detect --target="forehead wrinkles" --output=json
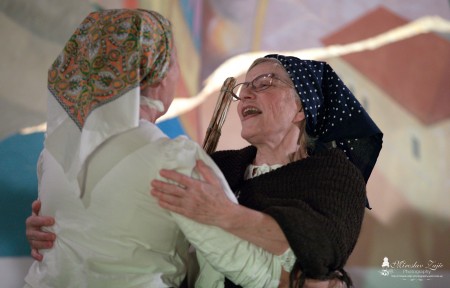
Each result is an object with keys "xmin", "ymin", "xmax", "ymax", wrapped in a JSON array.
[
  {"xmin": 249, "ymin": 61, "xmax": 298, "ymax": 100},
  {"xmin": 246, "ymin": 62, "xmax": 273, "ymax": 78},
  {"xmin": 249, "ymin": 60, "xmax": 291, "ymax": 81}
]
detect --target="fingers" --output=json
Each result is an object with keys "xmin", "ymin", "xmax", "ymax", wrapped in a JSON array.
[
  {"xmin": 26, "ymin": 215, "xmax": 56, "ymax": 251},
  {"xmin": 31, "ymin": 248, "xmax": 44, "ymax": 262},
  {"xmin": 151, "ymin": 187, "xmax": 192, "ymax": 217},
  {"xmin": 158, "ymin": 169, "xmax": 197, "ymax": 188},
  {"xmin": 151, "ymin": 179, "xmax": 185, "ymax": 198},
  {"xmin": 27, "ymin": 200, "xmax": 56, "ymax": 261},
  {"xmin": 26, "ymin": 228, "xmax": 56, "ymax": 248},
  {"xmin": 26, "ymin": 215, "xmax": 55, "ymax": 229},
  {"xmin": 26, "ymin": 227, "xmax": 56, "ymax": 243},
  {"xmin": 156, "ymin": 196, "xmax": 186, "ymax": 216},
  {"xmin": 27, "ymin": 228, "xmax": 56, "ymax": 251},
  {"xmin": 29, "ymin": 238, "xmax": 54, "ymax": 250},
  {"xmin": 150, "ymin": 187, "xmax": 180, "ymax": 203},
  {"xmin": 31, "ymin": 199, "xmax": 41, "ymax": 216},
  {"xmin": 157, "ymin": 162, "xmax": 220, "ymax": 191},
  {"xmin": 150, "ymin": 179, "xmax": 186, "ymax": 207}
]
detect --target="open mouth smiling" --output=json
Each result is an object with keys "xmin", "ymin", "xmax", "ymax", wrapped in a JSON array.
[{"xmin": 242, "ymin": 106, "xmax": 262, "ymax": 118}]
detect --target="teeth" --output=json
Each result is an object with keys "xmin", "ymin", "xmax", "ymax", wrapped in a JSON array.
[{"xmin": 243, "ymin": 107, "xmax": 261, "ymax": 117}]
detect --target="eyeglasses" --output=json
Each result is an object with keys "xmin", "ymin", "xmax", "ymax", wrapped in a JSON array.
[{"xmin": 230, "ymin": 73, "xmax": 294, "ymax": 101}]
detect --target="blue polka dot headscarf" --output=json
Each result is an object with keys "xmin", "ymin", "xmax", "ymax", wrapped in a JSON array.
[{"xmin": 265, "ymin": 54, "xmax": 383, "ymax": 192}]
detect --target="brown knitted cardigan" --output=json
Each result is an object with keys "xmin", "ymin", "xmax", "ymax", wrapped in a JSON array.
[{"xmin": 211, "ymin": 146, "xmax": 367, "ymax": 287}]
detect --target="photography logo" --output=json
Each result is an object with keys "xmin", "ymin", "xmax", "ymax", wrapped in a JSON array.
[
  {"xmin": 379, "ymin": 257, "xmax": 445, "ymax": 281},
  {"xmin": 381, "ymin": 257, "xmax": 390, "ymax": 276}
]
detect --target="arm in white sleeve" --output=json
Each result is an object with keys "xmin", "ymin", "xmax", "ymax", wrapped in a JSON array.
[
  {"xmin": 173, "ymin": 212, "xmax": 282, "ymax": 288},
  {"xmin": 160, "ymin": 138, "xmax": 282, "ymax": 288}
]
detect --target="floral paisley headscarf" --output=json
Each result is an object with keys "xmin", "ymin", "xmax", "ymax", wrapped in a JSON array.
[
  {"xmin": 44, "ymin": 9, "xmax": 173, "ymax": 197},
  {"xmin": 265, "ymin": 54, "xmax": 383, "ymax": 207}
]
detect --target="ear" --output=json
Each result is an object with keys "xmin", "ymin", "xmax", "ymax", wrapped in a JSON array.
[
  {"xmin": 141, "ymin": 82, "xmax": 162, "ymax": 101},
  {"xmin": 157, "ymin": 78, "xmax": 167, "ymax": 89},
  {"xmin": 293, "ymin": 109, "xmax": 305, "ymax": 124}
]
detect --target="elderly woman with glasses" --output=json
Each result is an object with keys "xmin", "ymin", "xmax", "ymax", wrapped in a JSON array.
[{"xmin": 151, "ymin": 54, "xmax": 383, "ymax": 287}]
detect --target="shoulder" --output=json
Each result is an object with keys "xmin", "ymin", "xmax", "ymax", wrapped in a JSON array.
[
  {"xmin": 289, "ymin": 148, "xmax": 366, "ymax": 208},
  {"xmin": 134, "ymin": 121, "xmax": 204, "ymax": 169},
  {"xmin": 211, "ymin": 146, "xmax": 256, "ymax": 166},
  {"xmin": 305, "ymin": 148, "xmax": 363, "ymax": 180},
  {"xmin": 211, "ymin": 146, "xmax": 256, "ymax": 184},
  {"xmin": 310, "ymin": 147, "xmax": 349, "ymax": 163},
  {"xmin": 159, "ymin": 136, "xmax": 205, "ymax": 168},
  {"xmin": 138, "ymin": 120, "xmax": 201, "ymax": 153}
]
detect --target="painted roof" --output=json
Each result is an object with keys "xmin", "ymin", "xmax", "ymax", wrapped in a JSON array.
[{"xmin": 322, "ymin": 6, "xmax": 450, "ymax": 125}]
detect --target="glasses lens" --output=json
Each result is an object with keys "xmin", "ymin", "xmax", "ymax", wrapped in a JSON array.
[
  {"xmin": 253, "ymin": 75, "xmax": 272, "ymax": 92},
  {"xmin": 231, "ymin": 74, "xmax": 273, "ymax": 99},
  {"xmin": 232, "ymin": 83, "xmax": 246, "ymax": 99}
]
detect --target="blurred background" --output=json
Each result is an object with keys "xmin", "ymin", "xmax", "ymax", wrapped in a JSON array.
[{"xmin": 1, "ymin": 0, "xmax": 449, "ymax": 287}]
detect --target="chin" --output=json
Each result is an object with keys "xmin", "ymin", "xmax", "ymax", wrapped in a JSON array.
[{"xmin": 240, "ymin": 130, "xmax": 254, "ymax": 143}]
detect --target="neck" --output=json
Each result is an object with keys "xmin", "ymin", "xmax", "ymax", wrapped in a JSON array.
[
  {"xmin": 253, "ymin": 146, "xmax": 294, "ymax": 166},
  {"xmin": 251, "ymin": 127, "xmax": 308, "ymax": 165},
  {"xmin": 139, "ymin": 83, "xmax": 167, "ymax": 123},
  {"xmin": 252, "ymin": 134, "xmax": 298, "ymax": 166},
  {"xmin": 139, "ymin": 106, "xmax": 160, "ymax": 123}
]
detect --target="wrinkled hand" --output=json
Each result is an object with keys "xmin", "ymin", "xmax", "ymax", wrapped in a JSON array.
[
  {"xmin": 151, "ymin": 160, "xmax": 236, "ymax": 228},
  {"xmin": 25, "ymin": 199, "xmax": 56, "ymax": 261}
]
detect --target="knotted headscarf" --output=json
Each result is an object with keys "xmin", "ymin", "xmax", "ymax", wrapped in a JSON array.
[
  {"xmin": 265, "ymin": 55, "xmax": 382, "ymax": 181},
  {"xmin": 45, "ymin": 9, "xmax": 173, "ymax": 197}
]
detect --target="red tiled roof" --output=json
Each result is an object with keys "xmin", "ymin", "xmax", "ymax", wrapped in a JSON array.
[{"xmin": 322, "ymin": 6, "xmax": 450, "ymax": 125}]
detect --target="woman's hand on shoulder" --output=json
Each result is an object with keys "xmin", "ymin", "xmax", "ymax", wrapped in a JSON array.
[
  {"xmin": 151, "ymin": 160, "xmax": 236, "ymax": 227},
  {"xmin": 25, "ymin": 199, "xmax": 56, "ymax": 261}
]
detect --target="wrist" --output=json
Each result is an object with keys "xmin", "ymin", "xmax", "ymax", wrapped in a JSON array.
[{"xmin": 217, "ymin": 202, "xmax": 241, "ymax": 231}]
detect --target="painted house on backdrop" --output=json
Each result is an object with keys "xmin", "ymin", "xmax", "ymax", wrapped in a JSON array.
[{"xmin": 321, "ymin": 6, "xmax": 450, "ymax": 221}]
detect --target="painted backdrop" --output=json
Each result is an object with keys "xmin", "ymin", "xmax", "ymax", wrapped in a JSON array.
[{"xmin": 1, "ymin": 0, "xmax": 449, "ymax": 287}]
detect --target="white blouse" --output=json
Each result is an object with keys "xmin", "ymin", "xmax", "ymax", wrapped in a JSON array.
[{"xmin": 24, "ymin": 121, "xmax": 281, "ymax": 288}]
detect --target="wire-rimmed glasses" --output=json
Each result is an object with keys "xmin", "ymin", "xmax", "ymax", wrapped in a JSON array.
[{"xmin": 229, "ymin": 73, "xmax": 294, "ymax": 101}]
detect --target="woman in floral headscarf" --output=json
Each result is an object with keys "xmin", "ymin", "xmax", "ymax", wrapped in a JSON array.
[
  {"xmin": 150, "ymin": 55, "xmax": 383, "ymax": 287},
  {"xmin": 24, "ymin": 9, "xmax": 289, "ymax": 288}
]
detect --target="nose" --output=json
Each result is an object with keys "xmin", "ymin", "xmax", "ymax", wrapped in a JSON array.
[{"xmin": 240, "ymin": 88, "xmax": 257, "ymax": 100}]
